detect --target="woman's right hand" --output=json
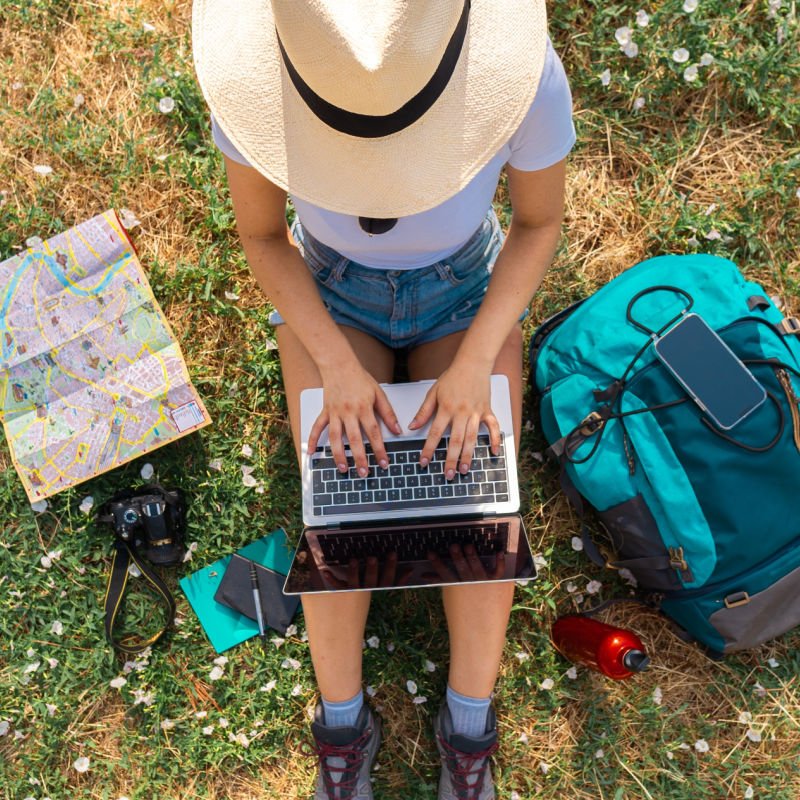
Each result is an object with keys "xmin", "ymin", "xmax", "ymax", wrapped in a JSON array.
[{"xmin": 307, "ymin": 359, "xmax": 402, "ymax": 477}]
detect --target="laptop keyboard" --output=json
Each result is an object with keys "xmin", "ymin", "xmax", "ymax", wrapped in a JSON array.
[
  {"xmin": 316, "ymin": 521, "xmax": 509, "ymax": 565},
  {"xmin": 310, "ymin": 434, "xmax": 509, "ymax": 517}
]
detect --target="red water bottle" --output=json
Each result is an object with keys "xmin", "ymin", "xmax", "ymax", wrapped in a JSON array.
[{"xmin": 551, "ymin": 615, "xmax": 650, "ymax": 680}]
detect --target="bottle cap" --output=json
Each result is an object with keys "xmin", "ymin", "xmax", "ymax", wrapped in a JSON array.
[{"xmin": 622, "ymin": 649, "xmax": 650, "ymax": 672}]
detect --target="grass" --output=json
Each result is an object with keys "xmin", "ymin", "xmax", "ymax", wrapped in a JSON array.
[{"xmin": 1, "ymin": 0, "xmax": 799, "ymax": 797}]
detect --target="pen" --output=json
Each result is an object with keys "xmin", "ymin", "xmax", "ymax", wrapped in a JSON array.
[{"xmin": 249, "ymin": 560, "xmax": 267, "ymax": 651}]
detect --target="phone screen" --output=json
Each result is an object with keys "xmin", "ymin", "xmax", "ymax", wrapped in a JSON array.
[{"xmin": 654, "ymin": 313, "xmax": 766, "ymax": 429}]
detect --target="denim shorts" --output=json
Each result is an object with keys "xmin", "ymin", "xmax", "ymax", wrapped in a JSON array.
[{"xmin": 269, "ymin": 211, "xmax": 510, "ymax": 350}]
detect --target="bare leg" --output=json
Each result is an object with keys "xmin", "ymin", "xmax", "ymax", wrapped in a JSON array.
[
  {"xmin": 408, "ymin": 325, "xmax": 523, "ymax": 697},
  {"xmin": 276, "ymin": 323, "xmax": 395, "ymax": 702}
]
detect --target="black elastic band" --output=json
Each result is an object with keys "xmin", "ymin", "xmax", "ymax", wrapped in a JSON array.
[{"xmin": 277, "ymin": 1, "xmax": 470, "ymax": 138}]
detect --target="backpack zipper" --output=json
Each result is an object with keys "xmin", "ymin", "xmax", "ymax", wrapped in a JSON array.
[{"xmin": 776, "ymin": 368, "xmax": 800, "ymax": 452}]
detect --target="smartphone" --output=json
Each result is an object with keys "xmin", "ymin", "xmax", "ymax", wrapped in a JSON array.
[
  {"xmin": 654, "ymin": 313, "xmax": 766, "ymax": 430},
  {"xmin": 214, "ymin": 554, "xmax": 300, "ymax": 635}
]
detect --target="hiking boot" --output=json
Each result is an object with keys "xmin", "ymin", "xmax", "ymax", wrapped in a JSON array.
[
  {"xmin": 308, "ymin": 702, "xmax": 381, "ymax": 800},
  {"xmin": 434, "ymin": 702, "xmax": 499, "ymax": 800}
]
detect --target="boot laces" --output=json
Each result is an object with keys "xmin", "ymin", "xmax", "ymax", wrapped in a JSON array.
[
  {"xmin": 438, "ymin": 734, "xmax": 499, "ymax": 799},
  {"xmin": 303, "ymin": 728, "xmax": 372, "ymax": 798}
]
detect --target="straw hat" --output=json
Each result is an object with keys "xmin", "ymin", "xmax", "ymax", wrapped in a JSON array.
[{"xmin": 192, "ymin": 0, "xmax": 548, "ymax": 217}]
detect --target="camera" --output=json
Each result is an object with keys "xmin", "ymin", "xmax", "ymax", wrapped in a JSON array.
[{"xmin": 103, "ymin": 487, "xmax": 186, "ymax": 566}]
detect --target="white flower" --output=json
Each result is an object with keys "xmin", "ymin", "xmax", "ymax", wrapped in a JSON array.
[
  {"xmin": 540, "ymin": 678, "xmax": 555, "ymax": 691},
  {"xmin": 27, "ymin": 648, "xmax": 36, "ymax": 658},
  {"xmin": 682, "ymin": 0, "xmax": 698, "ymax": 11},
  {"xmin": 285, "ymin": 624, "xmax": 298, "ymax": 637},
  {"xmin": 225, "ymin": 291, "xmax": 240, "ymax": 301},
  {"xmin": 132, "ymin": 690, "xmax": 155, "ymax": 706},
  {"xmin": 158, "ymin": 97, "xmax": 175, "ymax": 114},
  {"xmin": 539, "ymin": 762, "xmax": 550, "ymax": 775},
  {"xmin": 110, "ymin": 676, "xmax": 127, "ymax": 689},
  {"xmin": 705, "ymin": 229, "xmax": 721, "ymax": 240},
  {"xmin": 26, "ymin": 235, "xmax": 44, "ymax": 248},
  {"xmin": 744, "ymin": 786, "xmax": 754, "ymax": 798},
  {"xmin": 50, "ymin": 620, "xmax": 63, "ymax": 636},
  {"xmin": 753, "ymin": 681, "xmax": 767, "ymax": 697},
  {"xmin": 241, "ymin": 444, "xmax": 253, "ymax": 457},
  {"xmin": 566, "ymin": 666, "xmax": 578, "ymax": 680},
  {"xmin": 260, "ymin": 679, "xmax": 278, "ymax": 693},
  {"xmin": 586, "ymin": 580, "xmax": 602, "ymax": 595},
  {"xmin": 406, "ymin": 680, "xmax": 418, "ymax": 695},
  {"xmin": 673, "ymin": 48, "xmax": 690, "ymax": 63},
  {"xmin": 570, "ymin": 536, "xmax": 583, "ymax": 552},
  {"xmin": 128, "ymin": 562, "xmax": 142, "ymax": 579},
  {"xmin": 424, "ymin": 660, "xmax": 436, "ymax": 673},
  {"xmin": 600, "ymin": 69, "xmax": 611, "ymax": 87},
  {"xmin": 230, "ymin": 732, "xmax": 250, "ymax": 747},
  {"xmin": 218, "ymin": 717, "xmax": 229, "ymax": 728},
  {"xmin": 32, "ymin": 165, "xmax": 53, "ymax": 177},
  {"xmin": 745, "ymin": 728, "xmax": 762, "ymax": 742},
  {"xmin": 623, "ymin": 41, "xmax": 639, "ymax": 58},
  {"xmin": 140, "ymin": 462, "xmax": 154, "ymax": 480},
  {"xmin": 73, "ymin": 756, "xmax": 90, "ymax": 773},
  {"xmin": 118, "ymin": 209, "xmax": 141, "ymax": 230},
  {"xmin": 79, "ymin": 496, "xmax": 94, "ymax": 514},
  {"xmin": 515, "ymin": 651, "xmax": 530, "ymax": 663},
  {"xmin": 202, "ymin": 725, "xmax": 214, "ymax": 736},
  {"xmin": 47, "ymin": 658, "xmax": 58, "ymax": 669},
  {"xmin": 242, "ymin": 474, "xmax": 258, "ymax": 487},
  {"xmin": 291, "ymin": 684, "xmax": 303, "ymax": 696},
  {"xmin": 160, "ymin": 718, "xmax": 175, "ymax": 730},
  {"xmin": 566, "ymin": 581, "xmax": 578, "ymax": 593},
  {"xmin": 366, "ymin": 685, "xmax": 377, "ymax": 697},
  {"xmin": 271, "ymin": 637, "xmax": 286, "ymax": 648},
  {"xmin": 386, "ymin": 642, "xmax": 395, "ymax": 653},
  {"xmin": 195, "ymin": 711, "xmax": 208, "ymax": 718},
  {"xmin": 46, "ymin": 704, "xmax": 57, "ymax": 717},
  {"xmin": 31, "ymin": 500, "xmax": 49, "ymax": 513},
  {"xmin": 511, "ymin": 792, "xmax": 522, "ymax": 800},
  {"xmin": 40, "ymin": 555, "xmax": 53, "ymax": 569},
  {"xmin": 213, "ymin": 655, "xmax": 228, "ymax": 667},
  {"xmin": 533, "ymin": 553, "xmax": 548, "ymax": 569},
  {"xmin": 24, "ymin": 661, "xmax": 40, "ymax": 674},
  {"xmin": 73, "ymin": 93, "xmax": 85, "ymax": 108},
  {"xmin": 635, "ymin": 9, "xmax": 650, "ymax": 26},
  {"xmin": 142, "ymin": 21, "xmax": 156, "ymax": 32},
  {"xmin": 209, "ymin": 666, "xmax": 225, "ymax": 681},
  {"xmin": 614, "ymin": 26, "xmax": 632, "ymax": 46},
  {"xmin": 652, "ymin": 687, "xmax": 663, "ymax": 706},
  {"xmin": 767, "ymin": 657, "xmax": 779, "ymax": 668},
  {"xmin": 694, "ymin": 738, "xmax": 710, "ymax": 753},
  {"xmin": 0, "ymin": 721, "xmax": 11, "ymax": 736},
  {"xmin": 594, "ymin": 748, "xmax": 605, "ymax": 759},
  {"xmin": 281, "ymin": 658, "xmax": 301, "ymax": 670},
  {"xmin": 412, "ymin": 696, "xmax": 428, "ymax": 705},
  {"xmin": 687, "ymin": 236, "xmax": 700, "ymax": 247},
  {"xmin": 700, "ymin": 52, "xmax": 714, "ymax": 66},
  {"xmin": 738, "ymin": 711, "xmax": 753, "ymax": 724},
  {"xmin": 683, "ymin": 65, "xmax": 699, "ymax": 82},
  {"xmin": 619, "ymin": 567, "xmax": 638, "ymax": 586},
  {"xmin": 517, "ymin": 732, "xmax": 529, "ymax": 745},
  {"xmin": 366, "ymin": 635, "xmax": 380, "ymax": 649},
  {"xmin": 208, "ymin": 458, "xmax": 223, "ymax": 472},
  {"xmin": 634, "ymin": 94, "xmax": 648, "ymax": 110}
]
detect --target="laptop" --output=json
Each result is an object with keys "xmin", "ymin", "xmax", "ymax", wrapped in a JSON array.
[{"xmin": 283, "ymin": 375, "xmax": 536, "ymax": 594}]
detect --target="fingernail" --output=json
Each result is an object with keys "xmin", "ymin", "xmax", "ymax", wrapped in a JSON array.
[
  {"xmin": 358, "ymin": 467, "xmax": 368, "ymax": 478},
  {"xmin": 446, "ymin": 469, "xmax": 455, "ymax": 480},
  {"xmin": 394, "ymin": 423, "xmax": 403, "ymax": 434},
  {"xmin": 420, "ymin": 457, "xmax": 429, "ymax": 468},
  {"xmin": 460, "ymin": 463, "xmax": 469, "ymax": 474},
  {"xmin": 338, "ymin": 463, "xmax": 347, "ymax": 472},
  {"xmin": 380, "ymin": 459, "xmax": 389, "ymax": 469}
]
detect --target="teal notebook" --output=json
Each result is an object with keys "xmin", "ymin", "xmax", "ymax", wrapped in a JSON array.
[{"xmin": 179, "ymin": 528, "xmax": 297, "ymax": 653}]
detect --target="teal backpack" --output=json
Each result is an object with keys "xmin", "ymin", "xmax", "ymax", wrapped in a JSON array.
[{"xmin": 530, "ymin": 254, "xmax": 800, "ymax": 656}]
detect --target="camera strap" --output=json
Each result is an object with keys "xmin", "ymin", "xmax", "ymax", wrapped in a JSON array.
[{"xmin": 103, "ymin": 539, "xmax": 176, "ymax": 655}]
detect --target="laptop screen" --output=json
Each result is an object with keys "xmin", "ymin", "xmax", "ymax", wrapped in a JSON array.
[{"xmin": 283, "ymin": 515, "xmax": 536, "ymax": 594}]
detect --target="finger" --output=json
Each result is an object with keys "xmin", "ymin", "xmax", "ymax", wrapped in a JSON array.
[
  {"xmin": 360, "ymin": 413, "xmax": 389, "ymax": 472},
  {"xmin": 427, "ymin": 551, "xmax": 457, "ymax": 582},
  {"xmin": 364, "ymin": 555, "xmax": 379, "ymax": 588},
  {"xmin": 307, "ymin": 410, "xmax": 330, "ymax": 458},
  {"xmin": 464, "ymin": 543, "xmax": 487, "ymax": 580},
  {"xmin": 408, "ymin": 385, "xmax": 438, "ymax": 431},
  {"xmin": 347, "ymin": 558, "xmax": 360, "ymax": 590},
  {"xmin": 484, "ymin": 413, "xmax": 502, "ymax": 456},
  {"xmin": 458, "ymin": 413, "xmax": 481, "ymax": 475},
  {"xmin": 379, "ymin": 551, "xmax": 398, "ymax": 587},
  {"xmin": 492, "ymin": 551, "xmax": 506, "ymax": 580},
  {"xmin": 420, "ymin": 416, "xmax": 448, "ymax": 467},
  {"xmin": 444, "ymin": 422, "xmax": 464, "ymax": 481},
  {"xmin": 375, "ymin": 387, "xmax": 402, "ymax": 438},
  {"xmin": 449, "ymin": 543, "xmax": 473, "ymax": 581},
  {"xmin": 327, "ymin": 417, "xmax": 349, "ymax": 474},
  {"xmin": 319, "ymin": 568, "xmax": 348, "ymax": 590},
  {"xmin": 344, "ymin": 417, "xmax": 369, "ymax": 477}
]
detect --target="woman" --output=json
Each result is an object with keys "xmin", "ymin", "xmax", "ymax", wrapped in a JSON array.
[{"xmin": 193, "ymin": 1, "xmax": 575, "ymax": 798}]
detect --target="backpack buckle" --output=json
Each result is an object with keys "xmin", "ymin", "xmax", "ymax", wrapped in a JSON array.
[
  {"xmin": 780, "ymin": 317, "xmax": 800, "ymax": 335},
  {"xmin": 578, "ymin": 411, "xmax": 605, "ymax": 437},
  {"xmin": 724, "ymin": 591, "xmax": 750, "ymax": 608},
  {"xmin": 668, "ymin": 546, "xmax": 688, "ymax": 572}
]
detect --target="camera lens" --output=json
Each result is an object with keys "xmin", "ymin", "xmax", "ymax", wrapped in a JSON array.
[{"xmin": 123, "ymin": 509, "xmax": 139, "ymax": 524}]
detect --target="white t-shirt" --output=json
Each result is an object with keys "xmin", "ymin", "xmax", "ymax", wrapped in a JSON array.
[{"xmin": 213, "ymin": 39, "xmax": 575, "ymax": 269}]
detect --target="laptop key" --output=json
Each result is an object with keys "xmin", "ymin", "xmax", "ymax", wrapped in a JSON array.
[
  {"xmin": 380, "ymin": 478, "xmax": 392, "ymax": 489},
  {"xmin": 375, "ymin": 490, "xmax": 387, "ymax": 502},
  {"xmin": 496, "ymin": 482, "xmax": 508, "ymax": 493},
  {"xmin": 320, "ymin": 495, "xmax": 489, "ymax": 515},
  {"xmin": 389, "ymin": 464, "xmax": 402, "ymax": 476},
  {"xmin": 314, "ymin": 494, "xmax": 333, "ymax": 506},
  {"xmin": 406, "ymin": 475, "xmax": 419, "ymax": 487},
  {"xmin": 312, "ymin": 472, "xmax": 325, "ymax": 492},
  {"xmin": 401, "ymin": 488, "xmax": 413, "ymax": 500},
  {"xmin": 420, "ymin": 474, "xmax": 432, "ymax": 486},
  {"xmin": 455, "ymin": 484, "xmax": 467, "ymax": 496},
  {"xmin": 361, "ymin": 491, "xmax": 373, "ymax": 503},
  {"xmin": 414, "ymin": 487, "xmax": 426, "ymax": 499},
  {"xmin": 347, "ymin": 492, "xmax": 360, "ymax": 503},
  {"xmin": 367, "ymin": 478, "xmax": 380, "ymax": 490},
  {"xmin": 333, "ymin": 493, "xmax": 347, "ymax": 505},
  {"xmin": 388, "ymin": 489, "xmax": 400, "ymax": 501}
]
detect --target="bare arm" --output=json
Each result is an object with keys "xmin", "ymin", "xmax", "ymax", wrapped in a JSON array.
[
  {"xmin": 412, "ymin": 159, "xmax": 566, "ymax": 471},
  {"xmin": 225, "ymin": 156, "xmax": 401, "ymax": 473}
]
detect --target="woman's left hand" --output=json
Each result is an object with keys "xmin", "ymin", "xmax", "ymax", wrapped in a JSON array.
[{"xmin": 408, "ymin": 363, "xmax": 502, "ymax": 480}]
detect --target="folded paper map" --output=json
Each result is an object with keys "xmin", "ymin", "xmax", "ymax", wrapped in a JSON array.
[{"xmin": 0, "ymin": 210, "xmax": 210, "ymax": 502}]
